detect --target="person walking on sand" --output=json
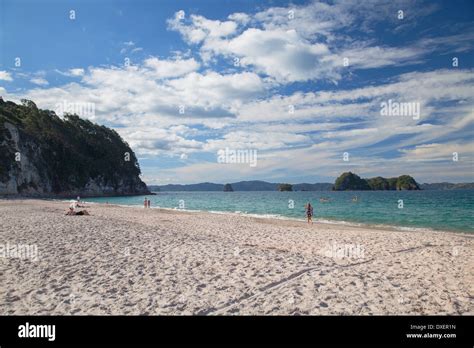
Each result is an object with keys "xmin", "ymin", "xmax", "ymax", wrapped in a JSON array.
[{"xmin": 305, "ymin": 202, "xmax": 313, "ymax": 224}]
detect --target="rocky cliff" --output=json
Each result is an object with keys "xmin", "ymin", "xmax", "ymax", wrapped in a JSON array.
[{"xmin": 0, "ymin": 99, "xmax": 150, "ymax": 197}]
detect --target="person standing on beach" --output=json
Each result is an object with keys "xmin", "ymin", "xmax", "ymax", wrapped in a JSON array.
[
  {"xmin": 305, "ymin": 202, "xmax": 313, "ymax": 224},
  {"xmin": 147, "ymin": 199, "xmax": 151, "ymax": 208},
  {"xmin": 144, "ymin": 197, "xmax": 148, "ymax": 208}
]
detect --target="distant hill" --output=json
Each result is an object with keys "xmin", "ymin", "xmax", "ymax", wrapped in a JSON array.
[
  {"xmin": 333, "ymin": 172, "xmax": 420, "ymax": 191},
  {"xmin": 148, "ymin": 177, "xmax": 472, "ymax": 192},
  {"xmin": 0, "ymin": 99, "xmax": 149, "ymax": 197},
  {"xmin": 421, "ymin": 182, "xmax": 474, "ymax": 190},
  {"xmin": 293, "ymin": 183, "xmax": 333, "ymax": 191},
  {"xmin": 150, "ymin": 180, "xmax": 333, "ymax": 191},
  {"xmin": 149, "ymin": 182, "xmax": 223, "ymax": 191},
  {"xmin": 232, "ymin": 180, "xmax": 278, "ymax": 191}
]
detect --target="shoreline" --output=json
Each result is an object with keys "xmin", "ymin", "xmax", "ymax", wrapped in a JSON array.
[
  {"xmin": 1, "ymin": 198, "xmax": 472, "ymax": 315},
  {"xmin": 2, "ymin": 194, "xmax": 472, "ymax": 235},
  {"xmin": 67, "ymin": 198, "xmax": 473, "ymax": 236}
]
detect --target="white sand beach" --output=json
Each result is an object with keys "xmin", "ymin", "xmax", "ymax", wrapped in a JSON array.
[{"xmin": 0, "ymin": 199, "xmax": 472, "ymax": 315}]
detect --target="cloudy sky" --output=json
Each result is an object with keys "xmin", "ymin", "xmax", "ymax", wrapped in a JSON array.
[{"xmin": 1, "ymin": 0, "xmax": 473, "ymax": 184}]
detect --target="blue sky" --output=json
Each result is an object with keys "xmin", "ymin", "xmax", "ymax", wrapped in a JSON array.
[{"xmin": 1, "ymin": 0, "xmax": 473, "ymax": 184}]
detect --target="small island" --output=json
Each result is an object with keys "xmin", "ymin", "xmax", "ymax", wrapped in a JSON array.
[
  {"xmin": 277, "ymin": 183, "xmax": 293, "ymax": 191},
  {"xmin": 333, "ymin": 172, "xmax": 420, "ymax": 191},
  {"xmin": 223, "ymin": 183, "xmax": 234, "ymax": 192}
]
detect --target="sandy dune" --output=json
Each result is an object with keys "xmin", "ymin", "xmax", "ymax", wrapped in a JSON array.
[{"xmin": 0, "ymin": 199, "xmax": 472, "ymax": 315}]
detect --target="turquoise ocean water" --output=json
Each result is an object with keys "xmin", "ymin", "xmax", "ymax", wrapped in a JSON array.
[{"xmin": 83, "ymin": 190, "xmax": 474, "ymax": 233}]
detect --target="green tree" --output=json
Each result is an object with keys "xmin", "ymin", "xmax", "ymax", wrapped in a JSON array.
[
  {"xmin": 0, "ymin": 99, "xmax": 148, "ymax": 195},
  {"xmin": 333, "ymin": 172, "xmax": 371, "ymax": 190},
  {"xmin": 396, "ymin": 175, "xmax": 420, "ymax": 190}
]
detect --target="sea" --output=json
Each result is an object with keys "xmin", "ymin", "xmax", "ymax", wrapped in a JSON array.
[{"xmin": 84, "ymin": 190, "xmax": 474, "ymax": 233}]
